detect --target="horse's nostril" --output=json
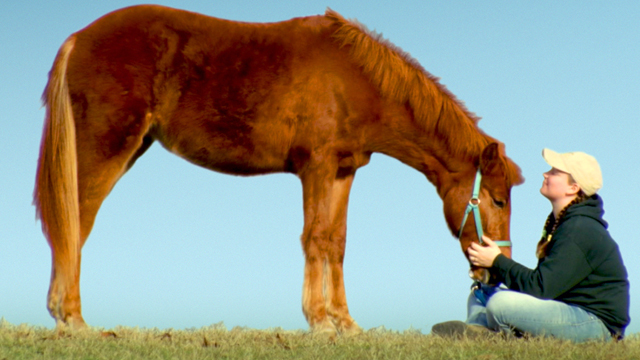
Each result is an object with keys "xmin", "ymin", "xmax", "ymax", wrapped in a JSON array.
[{"xmin": 468, "ymin": 267, "xmax": 495, "ymax": 285}]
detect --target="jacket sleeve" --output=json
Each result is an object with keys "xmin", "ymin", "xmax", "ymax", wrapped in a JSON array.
[{"xmin": 493, "ymin": 229, "xmax": 593, "ymax": 299}]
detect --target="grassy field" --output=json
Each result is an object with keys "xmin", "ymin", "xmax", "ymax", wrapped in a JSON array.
[{"xmin": 1, "ymin": 320, "xmax": 638, "ymax": 360}]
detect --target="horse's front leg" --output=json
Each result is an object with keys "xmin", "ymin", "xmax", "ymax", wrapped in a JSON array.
[
  {"xmin": 299, "ymin": 165, "xmax": 339, "ymax": 336},
  {"xmin": 324, "ymin": 173, "xmax": 362, "ymax": 335}
]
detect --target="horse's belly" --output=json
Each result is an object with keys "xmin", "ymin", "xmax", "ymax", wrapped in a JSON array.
[
  {"xmin": 175, "ymin": 144, "xmax": 289, "ymax": 176},
  {"xmin": 159, "ymin": 116, "xmax": 294, "ymax": 176}
]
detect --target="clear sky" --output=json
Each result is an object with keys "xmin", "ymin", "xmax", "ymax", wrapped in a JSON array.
[{"xmin": 1, "ymin": 1, "xmax": 639, "ymax": 335}]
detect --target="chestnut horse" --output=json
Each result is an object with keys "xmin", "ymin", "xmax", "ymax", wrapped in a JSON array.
[{"xmin": 35, "ymin": 5, "xmax": 523, "ymax": 334}]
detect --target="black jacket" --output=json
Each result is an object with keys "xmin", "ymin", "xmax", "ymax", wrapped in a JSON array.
[{"xmin": 493, "ymin": 195, "xmax": 630, "ymax": 337}]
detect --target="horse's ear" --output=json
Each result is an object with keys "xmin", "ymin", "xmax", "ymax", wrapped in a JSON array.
[
  {"xmin": 479, "ymin": 143, "xmax": 503, "ymax": 176},
  {"xmin": 480, "ymin": 142, "xmax": 525, "ymax": 186}
]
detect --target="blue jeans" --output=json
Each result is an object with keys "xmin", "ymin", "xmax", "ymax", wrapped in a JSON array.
[{"xmin": 466, "ymin": 284, "xmax": 611, "ymax": 342}]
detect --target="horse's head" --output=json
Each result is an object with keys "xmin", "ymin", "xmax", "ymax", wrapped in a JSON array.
[{"xmin": 442, "ymin": 143, "xmax": 523, "ymax": 285}]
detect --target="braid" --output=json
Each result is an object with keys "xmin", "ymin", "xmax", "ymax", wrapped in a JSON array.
[{"xmin": 536, "ymin": 191, "xmax": 589, "ymax": 259}]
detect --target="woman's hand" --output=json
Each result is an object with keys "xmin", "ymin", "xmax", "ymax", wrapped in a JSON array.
[{"xmin": 468, "ymin": 236, "xmax": 502, "ymax": 268}]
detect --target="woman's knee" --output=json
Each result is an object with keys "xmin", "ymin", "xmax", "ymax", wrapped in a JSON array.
[{"xmin": 486, "ymin": 290, "xmax": 523, "ymax": 317}]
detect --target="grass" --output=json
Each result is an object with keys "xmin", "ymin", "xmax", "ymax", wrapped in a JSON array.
[{"xmin": 1, "ymin": 320, "xmax": 638, "ymax": 360}]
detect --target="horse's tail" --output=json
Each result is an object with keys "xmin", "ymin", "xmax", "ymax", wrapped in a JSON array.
[{"xmin": 34, "ymin": 35, "xmax": 80, "ymax": 288}]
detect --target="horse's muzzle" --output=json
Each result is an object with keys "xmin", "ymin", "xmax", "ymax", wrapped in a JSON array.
[{"xmin": 468, "ymin": 267, "xmax": 500, "ymax": 286}]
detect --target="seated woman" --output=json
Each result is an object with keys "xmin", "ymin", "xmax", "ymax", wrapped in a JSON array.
[{"xmin": 432, "ymin": 149, "xmax": 629, "ymax": 342}]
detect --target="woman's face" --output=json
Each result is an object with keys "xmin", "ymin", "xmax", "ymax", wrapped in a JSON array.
[{"xmin": 540, "ymin": 168, "xmax": 575, "ymax": 201}]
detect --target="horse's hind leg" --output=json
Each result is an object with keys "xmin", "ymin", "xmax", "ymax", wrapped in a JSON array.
[
  {"xmin": 77, "ymin": 132, "xmax": 154, "ymax": 246},
  {"xmin": 50, "ymin": 109, "xmax": 153, "ymax": 328}
]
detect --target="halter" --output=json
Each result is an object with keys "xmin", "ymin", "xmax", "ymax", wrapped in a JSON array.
[{"xmin": 458, "ymin": 170, "xmax": 512, "ymax": 248}]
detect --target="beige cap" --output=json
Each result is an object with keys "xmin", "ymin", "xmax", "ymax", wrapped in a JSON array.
[{"xmin": 542, "ymin": 148, "xmax": 602, "ymax": 196}]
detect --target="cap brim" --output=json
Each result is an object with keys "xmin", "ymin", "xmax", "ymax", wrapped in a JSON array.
[{"xmin": 542, "ymin": 148, "xmax": 569, "ymax": 173}]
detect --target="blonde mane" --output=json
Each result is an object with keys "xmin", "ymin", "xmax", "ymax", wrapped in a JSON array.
[{"xmin": 325, "ymin": 9, "xmax": 493, "ymax": 163}]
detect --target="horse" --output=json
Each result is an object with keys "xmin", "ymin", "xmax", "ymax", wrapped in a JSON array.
[{"xmin": 34, "ymin": 5, "xmax": 524, "ymax": 335}]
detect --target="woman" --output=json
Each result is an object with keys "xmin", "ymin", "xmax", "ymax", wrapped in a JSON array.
[{"xmin": 433, "ymin": 149, "xmax": 629, "ymax": 342}]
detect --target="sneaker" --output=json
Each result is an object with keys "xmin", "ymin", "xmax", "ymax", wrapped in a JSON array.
[
  {"xmin": 465, "ymin": 324, "xmax": 497, "ymax": 339},
  {"xmin": 431, "ymin": 321, "xmax": 496, "ymax": 339},
  {"xmin": 431, "ymin": 321, "xmax": 467, "ymax": 338}
]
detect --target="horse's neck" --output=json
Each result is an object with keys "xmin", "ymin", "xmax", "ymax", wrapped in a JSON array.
[{"xmin": 369, "ymin": 107, "xmax": 478, "ymax": 198}]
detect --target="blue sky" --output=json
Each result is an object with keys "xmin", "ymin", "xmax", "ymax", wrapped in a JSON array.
[{"xmin": 1, "ymin": 1, "xmax": 639, "ymax": 334}]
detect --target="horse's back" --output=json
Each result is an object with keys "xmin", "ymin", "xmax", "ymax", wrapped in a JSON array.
[
  {"xmin": 64, "ymin": 5, "xmax": 368, "ymax": 176},
  {"xmin": 68, "ymin": 4, "xmax": 334, "ymax": 102}
]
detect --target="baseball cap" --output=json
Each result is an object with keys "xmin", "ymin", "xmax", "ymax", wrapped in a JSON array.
[{"xmin": 542, "ymin": 148, "xmax": 602, "ymax": 196}]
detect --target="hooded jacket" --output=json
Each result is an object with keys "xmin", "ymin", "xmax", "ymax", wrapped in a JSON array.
[{"xmin": 493, "ymin": 195, "xmax": 630, "ymax": 338}]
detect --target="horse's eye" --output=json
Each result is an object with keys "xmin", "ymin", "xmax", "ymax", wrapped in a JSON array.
[{"xmin": 492, "ymin": 199, "xmax": 506, "ymax": 208}]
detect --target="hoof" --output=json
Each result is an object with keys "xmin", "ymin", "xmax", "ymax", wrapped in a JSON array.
[
  {"xmin": 339, "ymin": 321, "xmax": 363, "ymax": 337},
  {"xmin": 55, "ymin": 316, "xmax": 88, "ymax": 332},
  {"xmin": 310, "ymin": 320, "xmax": 338, "ymax": 340}
]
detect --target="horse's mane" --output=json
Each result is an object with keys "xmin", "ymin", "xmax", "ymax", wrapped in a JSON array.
[{"xmin": 326, "ymin": 10, "xmax": 508, "ymax": 164}]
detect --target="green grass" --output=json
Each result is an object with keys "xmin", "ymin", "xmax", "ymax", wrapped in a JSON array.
[{"xmin": 1, "ymin": 320, "xmax": 638, "ymax": 360}]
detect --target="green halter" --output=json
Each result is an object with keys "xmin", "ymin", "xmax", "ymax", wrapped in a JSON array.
[{"xmin": 458, "ymin": 170, "xmax": 512, "ymax": 247}]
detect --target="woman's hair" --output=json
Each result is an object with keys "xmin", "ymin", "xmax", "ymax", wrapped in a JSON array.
[{"xmin": 536, "ymin": 175, "xmax": 589, "ymax": 259}]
